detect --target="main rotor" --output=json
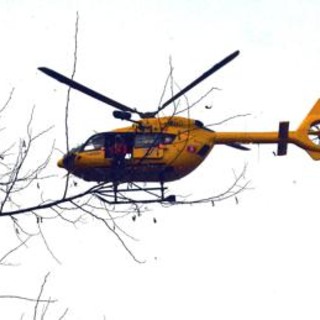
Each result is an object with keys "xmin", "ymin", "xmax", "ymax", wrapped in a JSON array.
[{"xmin": 38, "ymin": 50, "xmax": 240, "ymax": 120}]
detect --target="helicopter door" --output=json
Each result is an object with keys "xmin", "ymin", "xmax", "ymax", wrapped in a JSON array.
[
  {"xmin": 133, "ymin": 133, "xmax": 164, "ymax": 159},
  {"xmin": 104, "ymin": 133, "xmax": 133, "ymax": 160}
]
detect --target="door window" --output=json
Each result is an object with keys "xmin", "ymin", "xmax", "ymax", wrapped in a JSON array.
[{"xmin": 134, "ymin": 133, "xmax": 175, "ymax": 148}]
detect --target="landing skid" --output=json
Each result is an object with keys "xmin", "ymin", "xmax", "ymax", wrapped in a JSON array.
[{"xmin": 96, "ymin": 182, "xmax": 176, "ymax": 205}]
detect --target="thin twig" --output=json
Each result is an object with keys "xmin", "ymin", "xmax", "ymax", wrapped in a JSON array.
[
  {"xmin": 33, "ymin": 272, "xmax": 51, "ymax": 320},
  {"xmin": 0, "ymin": 236, "xmax": 31, "ymax": 265},
  {"xmin": 62, "ymin": 11, "xmax": 79, "ymax": 199},
  {"xmin": 37, "ymin": 221, "xmax": 62, "ymax": 265},
  {"xmin": 58, "ymin": 308, "xmax": 69, "ymax": 320},
  {"xmin": 0, "ymin": 295, "xmax": 56, "ymax": 304},
  {"xmin": 71, "ymin": 200, "xmax": 145, "ymax": 264},
  {"xmin": 0, "ymin": 87, "xmax": 15, "ymax": 113}
]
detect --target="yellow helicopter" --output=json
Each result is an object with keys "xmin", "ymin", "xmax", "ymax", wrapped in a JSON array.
[{"xmin": 39, "ymin": 50, "xmax": 320, "ymax": 203}]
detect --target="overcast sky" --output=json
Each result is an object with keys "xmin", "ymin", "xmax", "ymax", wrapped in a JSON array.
[{"xmin": 1, "ymin": 1, "xmax": 320, "ymax": 319}]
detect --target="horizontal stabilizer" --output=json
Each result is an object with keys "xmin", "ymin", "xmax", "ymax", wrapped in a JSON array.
[{"xmin": 226, "ymin": 142, "xmax": 250, "ymax": 151}]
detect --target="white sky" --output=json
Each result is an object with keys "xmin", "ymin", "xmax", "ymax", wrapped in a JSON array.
[{"xmin": 1, "ymin": 0, "xmax": 320, "ymax": 319}]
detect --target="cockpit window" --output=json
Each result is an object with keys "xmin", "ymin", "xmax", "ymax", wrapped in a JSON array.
[
  {"xmin": 82, "ymin": 135, "xmax": 105, "ymax": 151},
  {"xmin": 70, "ymin": 145, "xmax": 81, "ymax": 153}
]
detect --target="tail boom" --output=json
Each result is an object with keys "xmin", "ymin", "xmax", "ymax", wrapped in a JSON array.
[{"xmin": 212, "ymin": 99, "xmax": 320, "ymax": 160}]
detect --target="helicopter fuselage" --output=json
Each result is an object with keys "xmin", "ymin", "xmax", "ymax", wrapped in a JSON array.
[
  {"xmin": 58, "ymin": 99, "xmax": 320, "ymax": 184},
  {"xmin": 59, "ymin": 116, "xmax": 216, "ymax": 183}
]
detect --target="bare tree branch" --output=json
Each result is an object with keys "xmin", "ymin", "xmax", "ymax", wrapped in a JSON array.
[
  {"xmin": 70, "ymin": 199, "xmax": 145, "ymax": 264},
  {"xmin": 0, "ymin": 87, "xmax": 14, "ymax": 114},
  {"xmin": 65, "ymin": 11, "xmax": 79, "ymax": 155},
  {"xmin": 37, "ymin": 221, "xmax": 62, "ymax": 265},
  {"xmin": 58, "ymin": 308, "xmax": 69, "ymax": 320},
  {"xmin": 33, "ymin": 272, "xmax": 51, "ymax": 320},
  {"xmin": 0, "ymin": 295, "xmax": 56, "ymax": 303},
  {"xmin": 62, "ymin": 11, "xmax": 79, "ymax": 200},
  {"xmin": 0, "ymin": 236, "xmax": 32, "ymax": 266}
]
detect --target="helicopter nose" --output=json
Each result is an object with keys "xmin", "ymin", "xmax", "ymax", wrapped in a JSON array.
[
  {"xmin": 57, "ymin": 157, "xmax": 64, "ymax": 168},
  {"xmin": 58, "ymin": 153, "xmax": 76, "ymax": 170}
]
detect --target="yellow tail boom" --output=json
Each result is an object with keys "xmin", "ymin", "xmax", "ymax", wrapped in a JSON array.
[{"xmin": 213, "ymin": 99, "xmax": 320, "ymax": 160}]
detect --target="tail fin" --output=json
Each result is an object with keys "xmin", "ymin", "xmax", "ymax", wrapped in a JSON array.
[{"xmin": 295, "ymin": 99, "xmax": 320, "ymax": 160}]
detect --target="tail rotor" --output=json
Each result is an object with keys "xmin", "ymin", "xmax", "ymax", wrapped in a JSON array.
[{"xmin": 308, "ymin": 121, "xmax": 320, "ymax": 146}]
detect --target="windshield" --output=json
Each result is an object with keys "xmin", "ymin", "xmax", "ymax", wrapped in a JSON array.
[
  {"xmin": 82, "ymin": 134, "xmax": 105, "ymax": 151},
  {"xmin": 70, "ymin": 144, "xmax": 82, "ymax": 153}
]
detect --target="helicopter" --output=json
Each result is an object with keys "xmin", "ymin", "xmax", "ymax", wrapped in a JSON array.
[{"xmin": 38, "ymin": 50, "xmax": 320, "ymax": 204}]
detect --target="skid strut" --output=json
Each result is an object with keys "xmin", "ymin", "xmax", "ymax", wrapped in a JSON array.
[{"xmin": 102, "ymin": 182, "xmax": 175, "ymax": 204}]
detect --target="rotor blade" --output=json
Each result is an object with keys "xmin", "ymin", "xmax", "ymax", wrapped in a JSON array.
[
  {"xmin": 156, "ymin": 50, "xmax": 240, "ymax": 115},
  {"xmin": 38, "ymin": 67, "xmax": 140, "ymax": 115}
]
